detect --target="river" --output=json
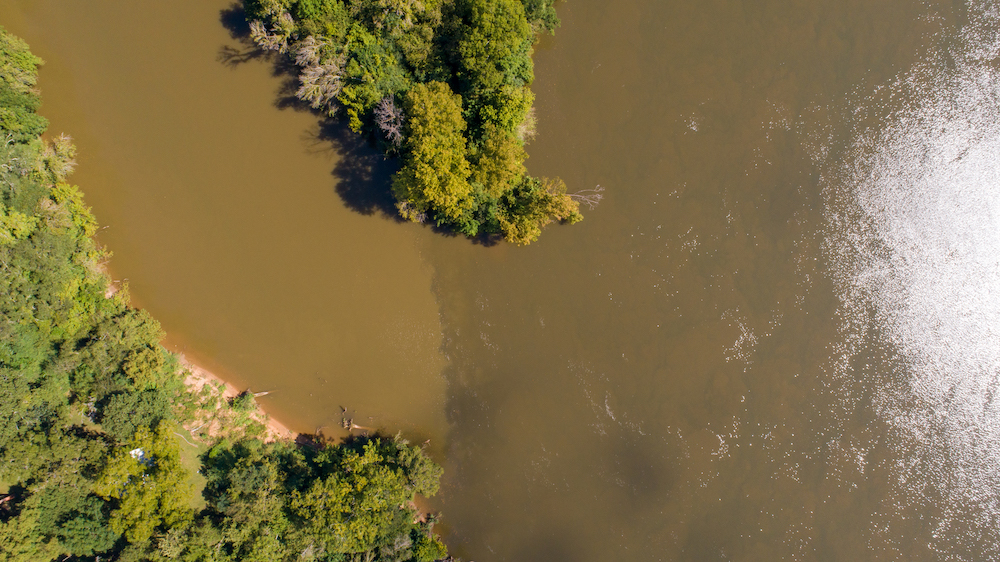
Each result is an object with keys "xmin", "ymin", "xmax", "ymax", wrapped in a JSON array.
[{"xmin": 3, "ymin": 0, "xmax": 999, "ymax": 559}]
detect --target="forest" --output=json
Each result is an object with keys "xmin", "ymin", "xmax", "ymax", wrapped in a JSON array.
[
  {"xmin": 0, "ymin": 27, "xmax": 450, "ymax": 562},
  {"xmin": 244, "ymin": 0, "xmax": 587, "ymax": 244}
]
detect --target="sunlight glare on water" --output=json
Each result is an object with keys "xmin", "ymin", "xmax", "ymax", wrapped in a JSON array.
[{"xmin": 824, "ymin": 2, "xmax": 1000, "ymax": 555}]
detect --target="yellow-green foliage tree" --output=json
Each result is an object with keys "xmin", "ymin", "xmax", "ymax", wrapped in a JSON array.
[
  {"xmin": 497, "ymin": 177, "xmax": 581, "ymax": 245},
  {"xmin": 455, "ymin": 0, "xmax": 532, "ymax": 89},
  {"xmin": 292, "ymin": 442, "xmax": 414, "ymax": 554},
  {"xmin": 0, "ymin": 505, "xmax": 61, "ymax": 562},
  {"xmin": 94, "ymin": 424, "xmax": 193, "ymax": 543},
  {"xmin": 392, "ymin": 81, "xmax": 474, "ymax": 225}
]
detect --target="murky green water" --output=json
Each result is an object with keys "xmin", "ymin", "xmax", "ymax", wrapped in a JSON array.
[{"xmin": 6, "ymin": 0, "xmax": 1000, "ymax": 559}]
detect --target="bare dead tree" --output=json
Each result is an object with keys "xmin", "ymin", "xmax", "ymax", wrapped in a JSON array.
[
  {"xmin": 296, "ymin": 56, "xmax": 346, "ymax": 113},
  {"xmin": 516, "ymin": 105, "xmax": 537, "ymax": 143},
  {"xmin": 374, "ymin": 95, "xmax": 406, "ymax": 148},
  {"xmin": 42, "ymin": 133, "xmax": 76, "ymax": 180},
  {"xmin": 570, "ymin": 185, "xmax": 605, "ymax": 210},
  {"xmin": 293, "ymin": 35, "xmax": 326, "ymax": 67},
  {"xmin": 248, "ymin": 19, "xmax": 289, "ymax": 53},
  {"xmin": 396, "ymin": 201, "xmax": 427, "ymax": 223}
]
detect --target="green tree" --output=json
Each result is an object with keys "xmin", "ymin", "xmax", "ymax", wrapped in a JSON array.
[
  {"xmin": 209, "ymin": 444, "xmax": 292, "ymax": 561},
  {"xmin": 0, "ymin": 23, "xmax": 458, "ymax": 562},
  {"xmin": 475, "ymin": 83, "xmax": 534, "ymax": 138},
  {"xmin": 153, "ymin": 519, "xmax": 226, "ymax": 562},
  {"xmin": 243, "ymin": 0, "xmax": 580, "ymax": 244},
  {"xmin": 121, "ymin": 345, "xmax": 171, "ymax": 389},
  {"xmin": 290, "ymin": 439, "xmax": 416, "ymax": 557},
  {"xmin": 0, "ymin": 502, "xmax": 62, "ymax": 562},
  {"xmin": 33, "ymin": 489, "xmax": 119, "ymax": 557},
  {"xmin": 0, "ymin": 26, "xmax": 47, "ymax": 141},
  {"xmin": 99, "ymin": 389, "xmax": 172, "ymax": 442},
  {"xmin": 455, "ymin": 0, "xmax": 534, "ymax": 91},
  {"xmin": 336, "ymin": 23, "xmax": 411, "ymax": 132},
  {"xmin": 520, "ymin": 0, "xmax": 560, "ymax": 34},
  {"xmin": 0, "ymin": 204, "xmax": 38, "ymax": 244},
  {"xmin": 292, "ymin": 0, "xmax": 351, "ymax": 38},
  {"xmin": 497, "ymin": 176, "xmax": 582, "ymax": 245},
  {"xmin": 471, "ymin": 122, "xmax": 527, "ymax": 199},
  {"xmin": 0, "ymin": 26, "xmax": 43, "ymax": 94}
]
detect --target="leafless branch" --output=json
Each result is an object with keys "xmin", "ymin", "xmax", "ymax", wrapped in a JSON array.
[
  {"xmin": 249, "ymin": 19, "xmax": 289, "ymax": 53},
  {"xmin": 296, "ymin": 57, "xmax": 346, "ymax": 112},
  {"xmin": 374, "ymin": 96, "xmax": 405, "ymax": 147},
  {"xmin": 293, "ymin": 36, "xmax": 326, "ymax": 67},
  {"xmin": 569, "ymin": 185, "xmax": 605, "ymax": 210}
]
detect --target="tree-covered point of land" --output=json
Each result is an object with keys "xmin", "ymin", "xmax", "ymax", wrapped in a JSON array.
[
  {"xmin": 244, "ymin": 0, "xmax": 584, "ymax": 244},
  {"xmin": 0, "ymin": 27, "xmax": 450, "ymax": 562}
]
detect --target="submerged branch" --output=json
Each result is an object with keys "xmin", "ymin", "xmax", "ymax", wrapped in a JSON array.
[{"xmin": 570, "ymin": 185, "xmax": 605, "ymax": 210}]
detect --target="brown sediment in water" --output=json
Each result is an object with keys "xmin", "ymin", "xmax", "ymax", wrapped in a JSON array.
[{"xmin": 0, "ymin": 0, "xmax": 450, "ymax": 456}]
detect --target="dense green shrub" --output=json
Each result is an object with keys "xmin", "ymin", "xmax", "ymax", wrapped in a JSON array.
[
  {"xmin": 99, "ymin": 389, "xmax": 172, "ymax": 442},
  {"xmin": 183, "ymin": 434, "xmax": 445, "ymax": 561}
]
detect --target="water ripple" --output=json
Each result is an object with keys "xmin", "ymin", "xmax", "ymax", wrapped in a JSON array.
[{"xmin": 824, "ymin": 3, "xmax": 1000, "ymax": 556}]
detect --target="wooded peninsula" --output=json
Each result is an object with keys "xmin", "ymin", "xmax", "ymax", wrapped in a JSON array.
[
  {"xmin": 245, "ymin": 0, "xmax": 586, "ymax": 244},
  {"xmin": 0, "ymin": 27, "xmax": 451, "ymax": 562}
]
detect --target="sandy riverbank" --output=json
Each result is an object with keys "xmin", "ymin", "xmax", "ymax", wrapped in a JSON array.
[
  {"xmin": 103, "ymin": 274, "xmax": 298, "ymax": 442},
  {"xmin": 178, "ymin": 354, "xmax": 298, "ymax": 442}
]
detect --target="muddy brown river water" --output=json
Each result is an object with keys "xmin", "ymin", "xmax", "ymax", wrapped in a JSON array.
[{"xmin": 5, "ymin": 0, "xmax": 1000, "ymax": 560}]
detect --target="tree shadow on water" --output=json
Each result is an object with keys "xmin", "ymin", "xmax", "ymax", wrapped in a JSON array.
[
  {"xmin": 216, "ymin": 3, "xmax": 270, "ymax": 69},
  {"xmin": 215, "ymin": 2, "xmax": 392, "ymax": 217},
  {"xmin": 217, "ymin": 44, "xmax": 267, "ymax": 68},
  {"xmin": 219, "ymin": 2, "xmax": 250, "ymax": 39},
  {"xmin": 217, "ymin": 3, "xmax": 304, "ymax": 94},
  {"xmin": 215, "ymin": 3, "xmax": 460, "ymax": 232},
  {"xmin": 309, "ymin": 119, "xmax": 403, "ymax": 219}
]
